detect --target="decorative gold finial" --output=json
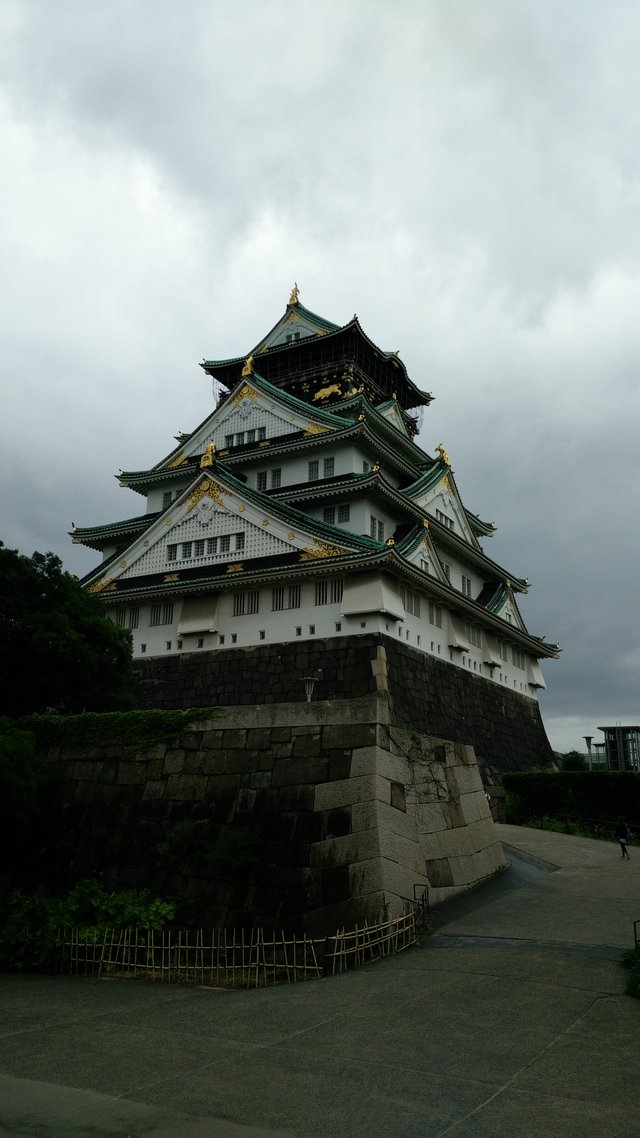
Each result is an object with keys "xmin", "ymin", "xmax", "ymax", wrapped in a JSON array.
[
  {"xmin": 505, "ymin": 578, "xmax": 511, "ymax": 589},
  {"xmin": 200, "ymin": 440, "xmax": 217, "ymax": 469},
  {"xmin": 288, "ymin": 282, "xmax": 300, "ymax": 305},
  {"xmin": 241, "ymin": 355, "xmax": 254, "ymax": 376},
  {"xmin": 436, "ymin": 442, "xmax": 451, "ymax": 466},
  {"xmin": 422, "ymin": 517, "xmax": 429, "ymax": 528}
]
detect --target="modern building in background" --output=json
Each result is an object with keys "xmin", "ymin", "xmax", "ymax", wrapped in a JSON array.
[
  {"xmin": 73, "ymin": 288, "xmax": 559, "ymax": 699},
  {"xmin": 596, "ymin": 726, "xmax": 640, "ymax": 772}
]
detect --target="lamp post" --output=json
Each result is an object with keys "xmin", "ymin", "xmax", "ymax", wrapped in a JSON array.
[{"xmin": 302, "ymin": 669, "xmax": 322, "ymax": 702}]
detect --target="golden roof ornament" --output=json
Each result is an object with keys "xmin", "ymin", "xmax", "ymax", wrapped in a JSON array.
[
  {"xmin": 200, "ymin": 440, "xmax": 216, "ymax": 469},
  {"xmin": 436, "ymin": 442, "xmax": 451, "ymax": 466},
  {"xmin": 288, "ymin": 282, "xmax": 300, "ymax": 305},
  {"xmin": 241, "ymin": 355, "xmax": 254, "ymax": 376}
]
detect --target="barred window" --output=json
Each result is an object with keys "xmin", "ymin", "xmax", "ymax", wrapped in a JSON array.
[
  {"xmin": 181, "ymin": 542, "xmax": 192, "ymax": 559},
  {"xmin": 289, "ymin": 584, "xmax": 301, "ymax": 608},
  {"xmin": 233, "ymin": 590, "xmax": 259, "ymax": 616},
  {"xmin": 127, "ymin": 607, "xmax": 139, "ymax": 630},
  {"xmin": 270, "ymin": 468, "xmax": 281, "ymax": 489},
  {"xmin": 207, "ymin": 538, "xmax": 218, "ymax": 555},
  {"xmin": 436, "ymin": 509, "xmax": 454, "ymax": 531},
  {"xmin": 150, "ymin": 602, "xmax": 173, "ymax": 627},
  {"xmin": 257, "ymin": 427, "xmax": 266, "ymax": 441},
  {"xmin": 428, "ymin": 601, "xmax": 442, "ymax": 628},
  {"xmin": 257, "ymin": 471, "xmax": 267, "ymax": 491},
  {"xmin": 225, "ymin": 434, "xmax": 234, "ymax": 448},
  {"xmin": 113, "ymin": 608, "xmax": 126, "ymax": 628},
  {"xmin": 323, "ymin": 457, "xmax": 335, "ymax": 478},
  {"xmin": 462, "ymin": 574, "xmax": 472, "ymax": 597},
  {"xmin": 337, "ymin": 504, "xmax": 350, "ymax": 523},
  {"xmin": 272, "ymin": 586, "xmax": 285, "ymax": 611},
  {"xmin": 162, "ymin": 491, "xmax": 172, "ymax": 510},
  {"xmin": 235, "ymin": 532, "xmax": 245, "ymax": 551},
  {"xmin": 464, "ymin": 621, "xmax": 482, "ymax": 648},
  {"xmin": 499, "ymin": 639, "xmax": 508, "ymax": 661},
  {"xmin": 512, "ymin": 646, "xmax": 526, "ymax": 670},
  {"xmin": 167, "ymin": 544, "xmax": 177, "ymax": 562},
  {"xmin": 315, "ymin": 579, "xmax": 343, "ymax": 605},
  {"xmin": 323, "ymin": 507, "xmax": 335, "ymax": 524},
  {"xmin": 308, "ymin": 460, "xmax": 319, "ymax": 481},
  {"xmin": 401, "ymin": 587, "xmax": 421, "ymax": 617},
  {"xmin": 246, "ymin": 429, "xmax": 256, "ymax": 443},
  {"xmin": 194, "ymin": 540, "xmax": 205, "ymax": 557},
  {"xmin": 441, "ymin": 562, "xmax": 451, "ymax": 581},
  {"xmin": 235, "ymin": 432, "xmax": 245, "ymax": 446},
  {"xmin": 220, "ymin": 534, "xmax": 231, "ymax": 553}
]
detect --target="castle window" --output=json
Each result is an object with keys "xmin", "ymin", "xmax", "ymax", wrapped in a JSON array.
[
  {"xmin": 499, "ymin": 639, "xmax": 508, "ymax": 661},
  {"xmin": 315, "ymin": 581, "xmax": 328, "ymax": 606},
  {"xmin": 235, "ymin": 532, "xmax": 245, "ymax": 551},
  {"xmin": 442, "ymin": 562, "xmax": 451, "ymax": 581},
  {"xmin": 194, "ymin": 540, "xmax": 205, "ymax": 557},
  {"xmin": 220, "ymin": 534, "xmax": 231, "ymax": 553},
  {"xmin": 428, "ymin": 601, "xmax": 442, "ymax": 628},
  {"xmin": 323, "ymin": 507, "xmax": 335, "ymax": 524},
  {"xmin": 272, "ymin": 586, "xmax": 285, "ymax": 610},
  {"xmin": 257, "ymin": 427, "xmax": 266, "ymax": 441},
  {"xmin": 337, "ymin": 504, "xmax": 350, "ymax": 523},
  {"xmin": 512, "ymin": 646, "xmax": 526, "ymax": 670},
  {"xmin": 141, "ymin": 643, "xmax": 146, "ymax": 653},
  {"xmin": 270, "ymin": 468, "xmax": 282, "ymax": 489},
  {"xmin": 162, "ymin": 491, "xmax": 172, "ymax": 510},
  {"xmin": 315, "ymin": 579, "xmax": 343, "ymax": 606},
  {"xmin": 464, "ymin": 621, "xmax": 482, "ymax": 648},
  {"xmin": 259, "ymin": 630, "xmax": 265, "ymax": 640},
  {"xmin": 308, "ymin": 460, "xmax": 319, "ymax": 481},
  {"xmin": 370, "ymin": 515, "xmax": 384, "ymax": 540},
  {"xmin": 257, "ymin": 471, "xmax": 267, "ymax": 491},
  {"xmin": 167, "ymin": 545, "xmax": 177, "ymax": 562},
  {"xmin": 233, "ymin": 590, "xmax": 259, "ymax": 616},
  {"xmin": 289, "ymin": 584, "xmax": 301, "ymax": 608},
  {"xmin": 225, "ymin": 434, "xmax": 234, "ymax": 448},
  {"xmin": 309, "ymin": 625, "xmax": 316, "ymax": 635},
  {"xmin": 197, "ymin": 638, "xmax": 204, "ymax": 648},
  {"xmin": 401, "ymin": 587, "xmax": 421, "ymax": 617},
  {"xmin": 436, "ymin": 509, "xmax": 454, "ymax": 531},
  {"xmin": 246, "ymin": 429, "xmax": 256, "ymax": 444},
  {"xmin": 150, "ymin": 602, "xmax": 173, "ymax": 627},
  {"xmin": 113, "ymin": 608, "xmax": 126, "ymax": 628},
  {"xmin": 127, "ymin": 607, "xmax": 139, "ymax": 630},
  {"xmin": 323, "ymin": 457, "xmax": 335, "ymax": 478},
  {"xmin": 207, "ymin": 538, "xmax": 217, "ymax": 554},
  {"xmin": 462, "ymin": 575, "xmax": 472, "ymax": 597},
  {"xmin": 295, "ymin": 626, "xmax": 302, "ymax": 636},
  {"xmin": 181, "ymin": 542, "xmax": 192, "ymax": 559},
  {"xmin": 235, "ymin": 432, "xmax": 245, "ymax": 446}
]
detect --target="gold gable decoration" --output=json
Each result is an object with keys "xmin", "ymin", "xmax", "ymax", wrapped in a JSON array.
[
  {"xmin": 165, "ymin": 454, "xmax": 188, "ymax": 469},
  {"xmin": 187, "ymin": 479, "xmax": 226, "ymax": 512},
  {"xmin": 231, "ymin": 384, "xmax": 259, "ymax": 407},
  {"xmin": 303, "ymin": 423, "xmax": 330, "ymax": 436},
  {"xmin": 299, "ymin": 540, "xmax": 350, "ymax": 561},
  {"xmin": 87, "ymin": 577, "xmax": 116, "ymax": 593}
]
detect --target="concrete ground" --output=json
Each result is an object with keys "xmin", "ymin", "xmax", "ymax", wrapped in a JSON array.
[{"xmin": 1, "ymin": 824, "xmax": 640, "ymax": 1138}]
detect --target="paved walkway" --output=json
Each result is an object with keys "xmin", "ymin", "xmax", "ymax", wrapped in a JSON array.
[{"xmin": 1, "ymin": 825, "xmax": 640, "ymax": 1138}]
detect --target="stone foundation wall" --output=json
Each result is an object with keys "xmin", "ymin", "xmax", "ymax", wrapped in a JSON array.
[
  {"xmin": 133, "ymin": 634, "xmax": 554, "ymax": 775},
  {"xmin": 40, "ymin": 695, "xmax": 505, "ymax": 934}
]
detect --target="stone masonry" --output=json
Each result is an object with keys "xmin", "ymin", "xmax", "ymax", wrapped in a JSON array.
[{"xmin": 40, "ymin": 694, "xmax": 505, "ymax": 935}]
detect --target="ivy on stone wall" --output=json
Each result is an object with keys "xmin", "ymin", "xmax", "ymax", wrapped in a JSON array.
[{"xmin": 22, "ymin": 708, "xmax": 211, "ymax": 753}]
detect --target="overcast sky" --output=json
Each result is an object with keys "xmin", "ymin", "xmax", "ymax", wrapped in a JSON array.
[{"xmin": 2, "ymin": 0, "xmax": 639, "ymax": 754}]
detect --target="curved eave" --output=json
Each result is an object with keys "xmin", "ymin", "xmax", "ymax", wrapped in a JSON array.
[
  {"xmin": 331, "ymin": 396, "xmax": 431, "ymax": 467},
  {"xmin": 385, "ymin": 550, "xmax": 559, "ymax": 659},
  {"xmin": 119, "ymin": 462, "xmax": 200, "ymax": 495},
  {"xmin": 272, "ymin": 471, "xmax": 426, "ymax": 521},
  {"xmin": 202, "ymin": 321, "xmax": 431, "ymax": 410},
  {"xmin": 465, "ymin": 509, "xmax": 496, "ymax": 538},
  {"xmin": 428, "ymin": 519, "xmax": 528, "ymax": 591},
  {"xmin": 71, "ymin": 513, "xmax": 158, "ymax": 552}
]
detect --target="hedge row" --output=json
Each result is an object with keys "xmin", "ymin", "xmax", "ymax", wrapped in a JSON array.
[{"xmin": 503, "ymin": 770, "xmax": 640, "ymax": 830}]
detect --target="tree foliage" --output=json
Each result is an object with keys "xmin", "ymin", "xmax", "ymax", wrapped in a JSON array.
[{"xmin": 0, "ymin": 542, "xmax": 134, "ymax": 716}]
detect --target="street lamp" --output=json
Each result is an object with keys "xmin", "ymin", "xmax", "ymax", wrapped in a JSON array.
[{"xmin": 583, "ymin": 736, "xmax": 593, "ymax": 771}]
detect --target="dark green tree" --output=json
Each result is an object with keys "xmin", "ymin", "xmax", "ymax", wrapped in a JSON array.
[
  {"xmin": 0, "ymin": 542, "xmax": 133, "ymax": 716},
  {"xmin": 559, "ymin": 751, "xmax": 589, "ymax": 772}
]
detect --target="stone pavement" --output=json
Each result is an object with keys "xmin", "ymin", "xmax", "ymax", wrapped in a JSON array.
[{"xmin": 1, "ymin": 825, "xmax": 640, "ymax": 1138}]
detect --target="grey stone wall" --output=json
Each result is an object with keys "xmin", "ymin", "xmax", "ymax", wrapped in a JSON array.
[
  {"xmin": 40, "ymin": 696, "xmax": 505, "ymax": 934},
  {"xmin": 133, "ymin": 634, "xmax": 554, "ymax": 775}
]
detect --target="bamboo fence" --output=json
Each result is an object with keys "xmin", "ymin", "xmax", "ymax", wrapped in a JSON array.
[{"xmin": 58, "ymin": 903, "xmax": 424, "ymax": 988}]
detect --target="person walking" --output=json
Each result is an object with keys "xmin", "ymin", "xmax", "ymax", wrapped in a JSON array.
[{"xmin": 615, "ymin": 820, "xmax": 631, "ymax": 859}]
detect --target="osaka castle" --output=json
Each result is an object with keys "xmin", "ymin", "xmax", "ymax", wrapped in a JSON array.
[{"xmin": 73, "ymin": 286, "xmax": 559, "ymax": 699}]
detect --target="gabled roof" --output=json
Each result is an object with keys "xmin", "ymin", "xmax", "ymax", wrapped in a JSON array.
[
  {"xmin": 201, "ymin": 293, "xmax": 432, "ymax": 412},
  {"xmin": 71, "ymin": 513, "xmax": 158, "ymax": 552}
]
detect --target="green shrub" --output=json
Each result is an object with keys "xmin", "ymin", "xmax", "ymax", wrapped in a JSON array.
[
  {"xmin": 503, "ymin": 770, "xmax": 640, "ymax": 835},
  {"xmin": 0, "ymin": 880, "xmax": 175, "ymax": 972},
  {"xmin": 0, "ymin": 718, "xmax": 42, "ymax": 866},
  {"xmin": 21, "ymin": 708, "xmax": 209, "ymax": 752}
]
